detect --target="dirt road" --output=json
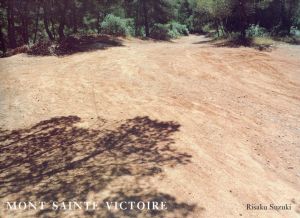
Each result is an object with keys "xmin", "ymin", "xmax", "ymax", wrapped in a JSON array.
[{"xmin": 0, "ymin": 35, "xmax": 299, "ymax": 217}]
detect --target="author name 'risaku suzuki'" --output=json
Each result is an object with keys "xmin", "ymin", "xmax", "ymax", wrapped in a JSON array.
[
  {"xmin": 4, "ymin": 201, "xmax": 168, "ymax": 211},
  {"xmin": 246, "ymin": 203, "xmax": 292, "ymax": 211}
]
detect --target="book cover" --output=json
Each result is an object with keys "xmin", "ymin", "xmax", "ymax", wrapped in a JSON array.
[{"xmin": 0, "ymin": 1, "xmax": 299, "ymax": 217}]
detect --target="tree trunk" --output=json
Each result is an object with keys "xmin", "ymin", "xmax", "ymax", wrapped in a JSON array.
[
  {"xmin": 58, "ymin": 0, "xmax": 69, "ymax": 40},
  {"xmin": 135, "ymin": 0, "xmax": 141, "ymax": 36},
  {"xmin": 0, "ymin": 23, "xmax": 6, "ymax": 54},
  {"xmin": 71, "ymin": 2, "xmax": 77, "ymax": 33},
  {"xmin": 280, "ymin": 0, "xmax": 291, "ymax": 34},
  {"xmin": 216, "ymin": 21, "xmax": 220, "ymax": 37},
  {"xmin": 238, "ymin": 0, "xmax": 247, "ymax": 40},
  {"xmin": 51, "ymin": 21, "xmax": 56, "ymax": 39},
  {"xmin": 97, "ymin": 12, "xmax": 101, "ymax": 34},
  {"xmin": 20, "ymin": 2, "xmax": 29, "ymax": 44},
  {"xmin": 254, "ymin": 0, "xmax": 258, "ymax": 24},
  {"xmin": 43, "ymin": 3, "xmax": 54, "ymax": 41},
  {"xmin": 33, "ymin": 3, "xmax": 40, "ymax": 43},
  {"xmin": 21, "ymin": 18, "xmax": 29, "ymax": 44},
  {"xmin": 142, "ymin": 0, "xmax": 149, "ymax": 37},
  {"xmin": 7, "ymin": 0, "xmax": 17, "ymax": 48}
]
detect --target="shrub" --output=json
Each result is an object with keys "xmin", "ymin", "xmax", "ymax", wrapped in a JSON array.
[
  {"xmin": 290, "ymin": 26, "xmax": 300, "ymax": 36},
  {"xmin": 10, "ymin": 45, "xmax": 30, "ymax": 55},
  {"xmin": 100, "ymin": 14, "xmax": 132, "ymax": 36},
  {"xmin": 136, "ymin": 27, "xmax": 146, "ymax": 37},
  {"xmin": 150, "ymin": 22, "xmax": 189, "ymax": 40},
  {"xmin": 125, "ymin": 18, "xmax": 135, "ymax": 36},
  {"xmin": 169, "ymin": 22, "xmax": 189, "ymax": 36},
  {"xmin": 213, "ymin": 28, "xmax": 227, "ymax": 39},
  {"xmin": 150, "ymin": 23, "xmax": 171, "ymax": 40},
  {"xmin": 202, "ymin": 24, "xmax": 213, "ymax": 33},
  {"xmin": 27, "ymin": 41, "xmax": 54, "ymax": 56},
  {"xmin": 167, "ymin": 29, "xmax": 180, "ymax": 39},
  {"xmin": 246, "ymin": 24, "xmax": 269, "ymax": 37}
]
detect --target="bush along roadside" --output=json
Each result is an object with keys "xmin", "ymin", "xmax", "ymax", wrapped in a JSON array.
[
  {"xmin": 99, "ymin": 15, "xmax": 189, "ymax": 41},
  {"xmin": 150, "ymin": 22, "xmax": 189, "ymax": 40},
  {"xmin": 100, "ymin": 14, "xmax": 134, "ymax": 37}
]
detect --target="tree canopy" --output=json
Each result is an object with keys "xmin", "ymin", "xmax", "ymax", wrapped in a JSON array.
[{"xmin": 0, "ymin": 0, "xmax": 299, "ymax": 54}]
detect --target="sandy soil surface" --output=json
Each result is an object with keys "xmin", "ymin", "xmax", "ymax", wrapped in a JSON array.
[{"xmin": 0, "ymin": 35, "xmax": 299, "ymax": 218}]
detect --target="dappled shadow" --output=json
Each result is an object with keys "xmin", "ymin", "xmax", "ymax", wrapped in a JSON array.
[
  {"xmin": 194, "ymin": 36, "xmax": 274, "ymax": 51},
  {"xmin": 192, "ymin": 38, "xmax": 217, "ymax": 45},
  {"xmin": 0, "ymin": 116, "xmax": 197, "ymax": 217},
  {"xmin": 193, "ymin": 33, "xmax": 299, "ymax": 50},
  {"xmin": 211, "ymin": 38, "xmax": 274, "ymax": 51},
  {"xmin": 271, "ymin": 36, "xmax": 300, "ymax": 45},
  {"xmin": 192, "ymin": 33, "xmax": 275, "ymax": 51},
  {"xmin": 137, "ymin": 36, "xmax": 175, "ymax": 43},
  {"xmin": 26, "ymin": 35, "xmax": 124, "ymax": 57}
]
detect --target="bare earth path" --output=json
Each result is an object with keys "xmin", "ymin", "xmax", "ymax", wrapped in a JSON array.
[{"xmin": 0, "ymin": 35, "xmax": 300, "ymax": 217}]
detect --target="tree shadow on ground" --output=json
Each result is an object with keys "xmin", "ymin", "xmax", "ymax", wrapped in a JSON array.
[
  {"xmin": 192, "ymin": 38, "xmax": 217, "ymax": 45},
  {"xmin": 193, "ymin": 36, "xmax": 274, "ymax": 51},
  {"xmin": 24, "ymin": 35, "xmax": 124, "ymax": 57},
  {"xmin": 137, "ymin": 36, "xmax": 175, "ymax": 43},
  {"xmin": 193, "ymin": 34, "xmax": 300, "ymax": 51},
  {"xmin": 55, "ymin": 35, "xmax": 124, "ymax": 56},
  {"xmin": 211, "ymin": 38, "xmax": 275, "ymax": 51},
  {"xmin": 0, "ymin": 116, "xmax": 198, "ymax": 217}
]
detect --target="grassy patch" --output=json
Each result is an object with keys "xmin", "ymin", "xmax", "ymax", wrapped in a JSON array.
[{"xmin": 252, "ymin": 37, "xmax": 275, "ymax": 46}]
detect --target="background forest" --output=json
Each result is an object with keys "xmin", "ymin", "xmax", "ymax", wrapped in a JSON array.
[{"xmin": 0, "ymin": 0, "xmax": 300, "ymax": 55}]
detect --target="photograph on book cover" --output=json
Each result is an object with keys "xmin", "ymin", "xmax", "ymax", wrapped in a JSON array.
[{"xmin": 0, "ymin": 0, "xmax": 299, "ymax": 218}]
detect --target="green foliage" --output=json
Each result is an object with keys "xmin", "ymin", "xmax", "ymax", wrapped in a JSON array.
[
  {"xmin": 246, "ymin": 25, "xmax": 269, "ymax": 37},
  {"xmin": 193, "ymin": 0, "xmax": 300, "ymax": 39},
  {"xmin": 1, "ymin": 0, "xmax": 300, "ymax": 53},
  {"xmin": 290, "ymin": 27, "xmax": 300, "ymax": 36},
  {"xmin": 201, "ymin": 24, "xmax": 213, "ymax": 33},
  {"xmin": 169, "ymin": 22, "xmax": 189, "ymax": 36},
  {"xmin": 150, "ymin": 22, "xmax": 189, "ymax": 40},
  {"xmin": 125, "ymin": 18, "xmax": 136, "ymax": 36},
  {"xmin": 150, "ymin": 23, "xmax": 171, "ymax": 40},
  {"xmin": 195, "ymin": 0, "xmax": 232, "ymax": 19},
  {"xmin": 135, "ymin": 27, "xmax": 146, "ymax": 37},
  {"xmin": 100, "ymin": 14, "xmax": 133, "ymax": 36}
]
